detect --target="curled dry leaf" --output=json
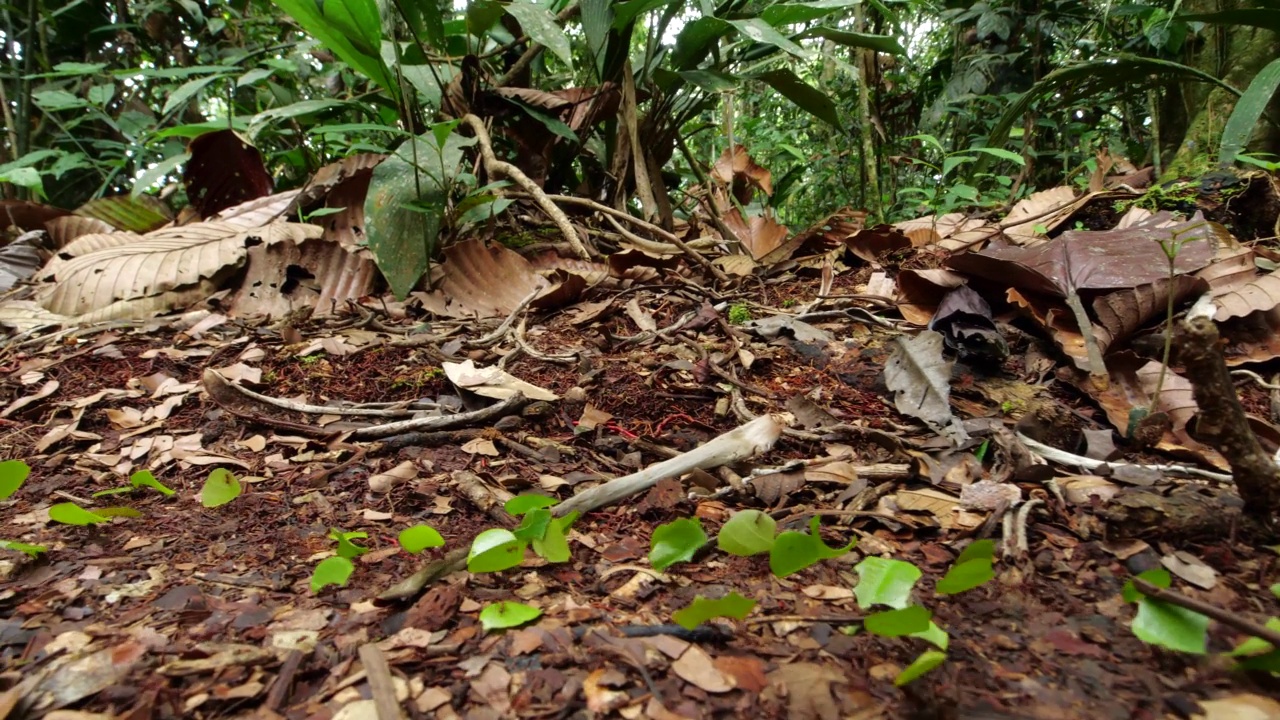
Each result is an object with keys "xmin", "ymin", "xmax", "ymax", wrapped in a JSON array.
[{"xmin": 369, "ymin": 460, "xmax": 419, "ymax": 493}]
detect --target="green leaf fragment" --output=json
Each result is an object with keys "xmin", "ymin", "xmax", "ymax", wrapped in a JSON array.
[
  {"xmin": 468, "ymin": 529, "xmax": 527, "ymax": 573},
  {"xmin": 650, "ymin": 517, "xmax": 708, "ymax": 571},
  {"xmin": 865, "ymin": 605, "xmax": 932, "ymax": 637},
  {"xmin": 311, "ymin": 556, "xmax": 354, "ymax": 593},
  {"xmin": 853, "ymin": 557, "xmax": 921, "ymax": 609},
  {"xmin": 718, "ymin": 510, "xmax": 777, "ymax": 556},
  {"xmin": 201, "ymin": 468, "xmax": 242, "ymax": 508},
  {"xmin": 672, "ymin": 592, "xmax": 757, "ymax": 630},
  {"xmin": 479, "ymin": 601, "xmax": 542, "ymax": 631},
  {"xmin": 0, "ymin": 460, "xmax": 30, "ymax": 500},
  {"xmin": 399, "ymin": 525, "xmax": 446, "ymax": 553},
  {"xmin": 895, "ymin": 650, "xmax": 948, "ymax": 686}
]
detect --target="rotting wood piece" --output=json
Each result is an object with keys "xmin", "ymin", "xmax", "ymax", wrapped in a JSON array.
[{"xmin": 1173, "ymin": 316, "xmax": 1280, "ymax": 523}]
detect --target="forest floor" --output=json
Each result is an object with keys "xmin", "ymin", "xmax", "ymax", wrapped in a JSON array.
[{"xmin": 1, "ymin": 250, "xmax": 1279, "ymax": 720}]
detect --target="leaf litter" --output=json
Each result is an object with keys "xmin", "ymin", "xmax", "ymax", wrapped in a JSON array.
[{"xmin": 0, "ymin": 155, "xmax": 1279, "ymax": 720}]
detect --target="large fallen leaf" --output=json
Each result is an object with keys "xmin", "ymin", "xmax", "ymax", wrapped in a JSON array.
[
  {"xmin": 1000, "ymin": 186, "xmax": 1083, "ymax": 244},
  {"xmin": 37, "ymin": 220, "xmax": 323, "ymax": 321},
  {"xmin": 883, "ymin": 331, "xmax": 967, "ymax": 444},
  {"xmin": 419, "ymin": 239, "xmax": 549, "ymax": 319}
]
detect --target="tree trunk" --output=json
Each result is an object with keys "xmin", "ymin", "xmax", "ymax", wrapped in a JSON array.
[{"xmin": 1161, "ymin": 0, "xmax": 1280, "ymax": 177}]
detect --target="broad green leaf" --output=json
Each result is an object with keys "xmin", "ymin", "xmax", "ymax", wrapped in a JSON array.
[
  {"xmin": 728, "ymin": 18, "xmax": 811, "ymax": 61},
  {"xmin": 513, "ymin": 508, "xmax": 553, "ymax": 542},
  {"xmin": 581, "ymin": 0, "xmax": 614, "ymax": 78},
  {"xmin": 650, "ymin": 517, "xmax": 708, "ymax": 571},
  {"xmin": 717, "ymin": 510, "xmax": 777, "ymax": 556},
  {"xmin": 466, "ymin": 0, "xmax": 506, "ymax": 36},
  {"xmin": 364, "ymin": 129, "xmax": 474, "ymax": 298},
  {"xmin": 269, "ymin": 0, "xmax": 398, "ymax": 97},
  {"xmin": 0, "ymin": 168, "xmax": 43, "ymax": 194},
  {"xmin": 154, "ymin": 120, "xmax": 250, "ymax": 139},
  {"xmin": 87, "ymin": 84, "xmax": 115, "ymax": 106},
  {"xmin": 769, "ymin": 517, "xmax": 854, "ymax": 577},
  {"xmin": 456, "ymin": 196, "xmax": 514, "ymax": 227},
  {"xmin": 853, "ymin": 557, "xmax": 920, "ymax": 609},
  {"xmin": 201, "ymin": 468, "xmax": 242, "ymax": 508},
  {"xmin": 506, "ymin": 494, "xmax": 558, "ymax": 515},
  {"xmin": 505, "ymin": 0, "xmax": 574, "ymax": 69},
  {"xmin": 0, "ymin": 539, "xmax": 46, "ymax": 558},
  {"xmin": 941, "ymin": 154, "xmax": 978, "ymax": 177},
  {"xmin": 49, "ymin": 61, "xmax": 108, "ymax": 76},
  {"xmin": 92, "ymin": 487, "xmax": 134, "ymax": 498},
  {"xmin": 130, "ymin": 470, "xmax": 175, "ymax": 496},
  {"xmin": 1237, "ymin": 649, "xmax": 1280, "ymax": 672},
  {"xmin": 972, "ymin": 147, "xmax": 1025, "ymax": 165},
  {"xmin": 905, "ymin": 133, "xmax": 945, "ymax": 153},
  {"xmin": 49, "ymin": 502, "xmax": 109, "ymax": 525},
  {"xmin": 801, "ymin": 26, "xmax": 907, "ymax": 56},
  {"xmin": 311, "ymin": 556, "xmax": 354, "ymax": 592},
  {"xmin": 936, "ymin": 540, "xmax": 996, "ymax": 594},
  {"xmin": 468, "ymin": 528, "xmax": 526, "ymax": 573},
  {"xmin": 322, "ymin": 0, "xmax": 383, "ymax": 57},
  {"xmin": 1272, "ymin": 583, "xmax": 1280, "ymax": 600},
  {"xmin": 399, "ymin": 524, "xmax": 445, "ymax": 553},
  {"xmin": 613, "ymin": 0, "xmax": 674, "ymax": 29},
  {"xmin": 32, "ymin": 90, "xmax": 89, "ymax": 111},
  {"xmin": 671, "ymin": 17, "xmax": 731, "ymax": 71},
  {"xmin": 163, "ymin": 76, "xmax": 224, "ymax": 116},
  {"xmin": 330, "ymin": 529, "xmax": 370, "ymax": 559},
  {"xmin": 763, "ymin": 0, "xmax": 859, "ymax": 27},
  {"xmin": 1132, "ymin": 598, "xmax": 1209, "ymax": 654},
  {"xmin": 1219, "ymin": 57, "xmax": 1280, "ymax": 166},
  {"xmin": 672, "ymin": 592, "xmax": 757, "ymax": 629},
  {"xmin": 532, "ymin": 512, "xmax": 574, "ymax": 563},
  {"xmin": 678, "ymin": 69, "xmax": 740, "ymax": 92},
  {"xmin": 913, "ymin": 621, "xmax": 950, "ymax": 650},
  {"xmin": 754, "ymin": 69, "xmax": 841, "ymax": 129},
  {"xmin": 894, "ymin": 650, "xmax": 947, "ymax": 686},
  {"xmin": 237, "ymin": 67, "xmax": 275, "ymax": 87},
  {"xmin": 0, "ymin": 460, "xmax": 30, "ymax": 500},
  {"xmin": 132, "ymin": 153, "xmax": 190, "ymax": 198},
  {"xmin": 479, "ymin": 601, "xmax": 542, "ymax": 631},
  {"xmin": 948, "ymin": 183, "xmax": 979, "ymax": 201},
  {"xmin": 1123, "ymin": 568, "xmax": 1171, "ymax": 603},
  {"xmin": 864, "ymin": 605, "xmax": 931, "ymax": 637}
]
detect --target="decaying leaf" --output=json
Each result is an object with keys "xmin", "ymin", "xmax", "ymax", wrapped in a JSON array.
[{"xmin": 884, "ymin": 331, "xmax": 967, "ymax": 444}]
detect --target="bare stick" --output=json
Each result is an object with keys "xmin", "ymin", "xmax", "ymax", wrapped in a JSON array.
[
  {"xmin": 461, "ymin": 114, "xmax": 591, "ymax": 259},
  {"xmin": 553, "ymin": 413, "xmax": 790, "ymax": 516}
]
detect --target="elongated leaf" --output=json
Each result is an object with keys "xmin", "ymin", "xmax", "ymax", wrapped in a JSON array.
[
  {"xmin": 162, "ymin": 75, "xmax": 224, "ymax": 116},
  {"xmin": 613, "ymin": 0, "xmax": 674, "ymax": 29},
  {"xmin": 322, "ymin": 0, "xmax": 383, "ymax": 57},
  {"xmin": 505, "ymin": 0, "xmax": 574, "ymax": 69},
  {"xmin": 581, "ymin": 0, "xmax": 614, "ymax": 78},
  {"xmin": 1219, "ymin": 57, "xmax": 1280, "ymax": 166},
  {"xmin": 978, "ymin": 55, "xmax": 1240, "ymax": 174},
  {"xmin": 1180, "ymin": 9, "xmax": 1280, "ymax": 32},
  {"xmin": 728, "ymin": 18, "xmax": 811, "ymax": 61},
  {"xmin": 801, "ymin": 26, "xmax": 906, "ymax": 56},
  {"xmin": 672, "ymin": 16, "xmax": 731, "ymax": 70},
  {"xmin": 269, "ymin": 0, "xmax": 398, "ymax": 98},
  {"xmin": 754, "ymin": 69, "xmax": 840, "ymax": 129},
  {"xmin": 763, "ymin": 0, "xmax": 859, "ymax": 27}
]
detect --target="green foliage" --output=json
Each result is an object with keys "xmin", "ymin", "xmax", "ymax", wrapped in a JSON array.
[
  {"xmin": 311, "ymin": 556, "xmax": 355, "ymax": 593},
  {"xmin": 468, "ymin": 528, "xmax": 527, "ymax": 573},
  {"xmin": 650, "ymin": 517, "xmax": 709, "ymax": 571},
  {"xmin": 506, "ymin": 494, "xmax": 557, "ymax": 515},
  {"xmin": 769, "ymin": 516, "xmax": 854, "ymax": 577},
  {"xmin": 49, "ymin": 502, "xmax": 112, "ymax": 525},
  {"xmin": 853, "ymin": 557, "xmax": 921, "ymax": 609},
  {"xmin": 0, "ymin": 540, "xmax": 47, "ymax": 558},
  {"xmin": 672, "ymin": 592, "xmax": 758, "ymax": 630},
  {"xmin": 329, "ymin": 529, "xmax": 370, "ymax": 559},
  {"xmin": 935, "ymin": 540, "xmax": 996, "ymax": 595},
  {"xmin": 727, "ymin": 304, "xmax": 753, "ymax": 325},
  {"xmin": 718, "ymin": 510, "xmax": 777, "ymax": 556},
  {"xmin": 895, "ymin": 650, "xmax": 948, "ymax": 686},
  {"xmin": 479, "ymin": 601, "xmax": 543, "ymax": 631},
  {"xmin": 399, "ymin": 525, "xmax": 446, "ymax": 554},
  {"xmin": 1218, "ymin": 57, "xmax": 1280, "ymax": 167},
  {"xmin": 201, "ymin": 468, "xmax": 242, "ymax": 508},
  {"xmin": 0, "ymin": 460, "xmax": 31, "ymax": 500},
  {"xmin": 1124, "ymin": 569, "xmax": 1208, "ymax": 654},
  {"xmin": 864, "ymin": 605, "xmax": 932, "ymax": 637}
]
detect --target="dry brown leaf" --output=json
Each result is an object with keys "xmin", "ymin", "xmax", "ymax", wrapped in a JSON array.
[
  {"xmin": 671, "ymin": 645, "xmax": 735, "ymax": 693},
  {"xmin": 764, "ymin": 663, "xmax": 847, "ymax": 720},
  {"xmin": 422, "ymin": 240, "xmax": 548, "ymax": 319},
  {"xmin": 37, "ymin": 221, "xmax": 322, "ymax": 321},
  {"xmin": 1000, "ymin": 186, "xmax": 1080, "ymax": 244}
]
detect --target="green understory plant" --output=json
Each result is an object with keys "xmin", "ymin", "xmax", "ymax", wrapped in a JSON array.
[
  {"xmin": 310, "ymin": 528, "xmax": 371, "ymax": 593},
  {"xmin": 897, "ymin": 134, "xmax": 1025, "ymax": 217}
]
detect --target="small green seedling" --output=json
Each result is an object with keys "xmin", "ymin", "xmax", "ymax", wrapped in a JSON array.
[
  {"xmin": 479, "ymin": 601, "xmax": 541, "ymax": 631},
  {"xmin": 505, "ymin": 493, "xmax": 577, "ymax": 563},
  {"xmin": 650, "ymin": 517, "xmax": 708, "ymax": 570},
  {"xmin": 727, "ymin": 304, "xmax": 752, "ymax": 324},
  {"xmin": 201, "ymin": 468, "xmax": 241, "ymax": 508},
  {"xmin": 672, "ymin": 592, "xmax": 757, "ymax": 630},
  {"xmin": 398, "ymin": 524, "xmax": 445, "ymax": 553}
]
